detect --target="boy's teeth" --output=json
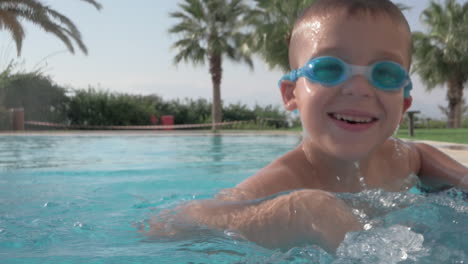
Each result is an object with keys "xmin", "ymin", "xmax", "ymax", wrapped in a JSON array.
[{"xmin": 333, "ymin": 113, "xmax": 373, "ymax": 123}]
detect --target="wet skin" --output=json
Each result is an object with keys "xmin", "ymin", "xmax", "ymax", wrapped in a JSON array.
[{"xmin": 148, "ymin": 12, "xmax": 468, "ymax": 252}]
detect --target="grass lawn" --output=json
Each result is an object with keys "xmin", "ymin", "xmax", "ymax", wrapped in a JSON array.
[
  {"xmin": 280, "ymin": 127, "xmax": 468, "ymax": 144},
  {"xmin": 395, "ymin": 128, "xmax": 468, "ymax": 144},
  {"xmin": 234, "ymin": 126, "xmax": 468, "ymax": 144}
]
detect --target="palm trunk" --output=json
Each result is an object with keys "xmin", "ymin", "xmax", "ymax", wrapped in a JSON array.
[
  {"xmin": 209, "ymin": 53, "xmax": 222, "ymax": 131},
  {"xmin": 446, "ymin": 77, "xmax": 464, "ymax": 128}
]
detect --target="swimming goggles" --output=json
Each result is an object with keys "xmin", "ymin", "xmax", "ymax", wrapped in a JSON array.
[{"xmin": 278, "ymin": 56, "xmax": 412, "ymax": 98}]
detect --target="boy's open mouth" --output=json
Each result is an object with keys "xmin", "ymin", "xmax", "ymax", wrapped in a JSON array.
[{"xmin": 328, "ymin": 113, "xmax": 378, "ymax": 125}]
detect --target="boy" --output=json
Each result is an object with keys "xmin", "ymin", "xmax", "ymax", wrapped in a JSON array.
[{"xmin": 149, "ymin": 0, "xmax": 468, "ymax": 252}]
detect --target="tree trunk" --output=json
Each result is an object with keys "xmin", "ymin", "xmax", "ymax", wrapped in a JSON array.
[
  {"xmin": 209, "ymin": 53, "xmax": 223, "ymax": 131},
  {"xmin": 446, "ymin": 77, "xmax": 464, "ymax": 128}
]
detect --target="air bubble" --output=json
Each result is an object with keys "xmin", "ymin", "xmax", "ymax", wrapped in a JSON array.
[
  {"xmin": 73, "ymin": 221, "xmax": 93, "ymax": 230},
  {"xmin": 224, "ymin": 229, "xmax": 245, "ymax": 240},
  {"xmin": 43, "ymin": 202, "xmax": 58, "ymax": 208}
]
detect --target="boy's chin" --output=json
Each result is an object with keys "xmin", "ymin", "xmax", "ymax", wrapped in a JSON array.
[{"xmin": 302, "ymin": 129, "xmax": 387, "ymax": 162}]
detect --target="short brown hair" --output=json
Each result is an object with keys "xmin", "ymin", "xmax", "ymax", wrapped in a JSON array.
[{"xmin": 289, "ymin": 0, "xmax": 412, "ymax": 68}]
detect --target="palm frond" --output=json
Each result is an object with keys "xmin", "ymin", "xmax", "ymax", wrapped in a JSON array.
[
  {"xmin": 396, "ymin": 3, "xmax": 411, "ymax": 11},
  {"xmin": 168, "ymin": 0, "xmax": 253, "ymax": 68},
  {"xmin": 0, "ymin": 10, "xmax": 24, "ymax": 55},
  {"xmin": 0, "ymin": 0, "xmax": 101, "ymax": 56},
  {"xmin": 247, "ymin": 0, "xmax": 315, "ymax": 72},
  {"xmin": 78, "ymin": 0, "xmax": 102, "ymax": 10},
  {"xmin": 413, "ymin": 0, "xmax": 468, "ymax": 127}
]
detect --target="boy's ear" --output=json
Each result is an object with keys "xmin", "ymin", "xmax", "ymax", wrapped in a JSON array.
[
  {"xmin": 400, "ymin": 96, "xmax": 413, "ymax": 123},
  {"xmin": 403, "ymin": 96, "xmax": 412, "ymax": 112},
  {"xmin": 280, "ymin": 80, "xmax": 298, "ymax": 111}
]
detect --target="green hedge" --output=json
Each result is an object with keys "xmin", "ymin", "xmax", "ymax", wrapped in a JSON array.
[
  {"xmin": 67, "ymin": 88, "xmax": 158, "ymax": 126},
  {"xmin": 0, "ymin": 72, "xmax": 69, "ymax": 123},
  {"xmin": 0, "ymin": 71, "xmax": 290, "ymax": 128}
]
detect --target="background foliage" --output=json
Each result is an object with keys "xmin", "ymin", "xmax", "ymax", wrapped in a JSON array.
[
  {"xmin": 67, "ymin": 88, "xmax": 157, "ymax": 126},
  {"xmin": 0, "ymin": 70, "xmax": 69, "ymax": 123},
  {"xmin": 0, "ymin": 71, "xmax": 290, "ymax": 129}
]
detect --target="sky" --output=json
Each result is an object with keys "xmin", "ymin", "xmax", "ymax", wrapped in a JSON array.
[{"xmin": 1, "ymin": 0, "xmax": 467, "ymax": 119}]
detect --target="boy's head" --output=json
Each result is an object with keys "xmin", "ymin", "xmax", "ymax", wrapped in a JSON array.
[
  {"xmin": 289, "ymin": 0, "xmax": 412, "ymax": 69},
  {"xmin": 280, "ymin": 0, "xmax": 413, "ymax": 160}
]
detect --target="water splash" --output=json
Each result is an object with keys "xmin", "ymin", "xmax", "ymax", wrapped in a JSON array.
[
  {"xmin": 73, "ymin": 221, "xmax": 93, "ymax": 231},
  {"xmin": 354, "ymin": 161, "xmax": 368, "ymax": 189},
  {"xmin": 390, "ymin": 135, "xmax": 413, "ymax": 161},
  {"xmin": 43, "ymin": 201, "xmax": 59, "ymax": 208},
  {"xmin": 301, "ymin": 139, "xmax": 314, "ymax": 165},
  {"xmin": 336, "ymin": 225, "xmax": 428, "ymax": 263},
  {"xmin": 352, "ymin": 208, "xmax": 369, "ymax": 223},
  {"xmin": 223, "ymin": 229, "xmax": 246, "ymax": 241},
  {"xmin": 393, "ymin": 124, "xmax": 400, "ymax": 137}
]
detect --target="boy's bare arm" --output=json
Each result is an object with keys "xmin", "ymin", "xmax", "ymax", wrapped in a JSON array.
[
  {"xmin": 412, "ymin": 142, "xmax": 468, "ymax": 189},
  {"xmin": 148, "ymin": 189, "xmax": 362, "ymax": 252}
]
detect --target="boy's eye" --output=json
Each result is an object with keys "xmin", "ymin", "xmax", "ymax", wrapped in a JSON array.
[
  {"xmin": 372, "ymin": 63, "xmax": 404, "ymax": 86},
  {"xmin": 313, "ymin": 61, "xmax": 343, "ymax": 82}
]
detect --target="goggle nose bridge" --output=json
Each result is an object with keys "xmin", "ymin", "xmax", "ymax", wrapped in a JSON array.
[
  {"xmin": 305, "ymin": 61, "xmax": 373, "ymax": 83},
  {"xmin": 345, "ymin": 64, "xmax": 372, "ymax": 80}
]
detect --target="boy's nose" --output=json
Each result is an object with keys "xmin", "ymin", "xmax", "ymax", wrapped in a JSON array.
[{"xmin": 340, "ymin": 75, "xmax": 375, "ymax": 98}]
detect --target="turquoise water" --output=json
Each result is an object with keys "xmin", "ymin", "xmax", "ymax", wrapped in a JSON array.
[{"xmin": 0, "ymin": 134, "xmax": 466, "ymax": 264}]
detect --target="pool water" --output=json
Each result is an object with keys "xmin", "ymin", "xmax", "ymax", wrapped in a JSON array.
[{"xmin": 0, "ymin": 134, "xmax": 466, "ymax": 264}]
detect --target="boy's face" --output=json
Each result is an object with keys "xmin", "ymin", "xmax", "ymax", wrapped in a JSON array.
[{"xmin": 282, "ymin": 12, "xmax": 412, "ymax": 161}]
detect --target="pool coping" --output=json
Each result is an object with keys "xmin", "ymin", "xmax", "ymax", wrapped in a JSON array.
[{"xmin": 403, "ymin": 139, "xmax": 468, "ymax": 166}]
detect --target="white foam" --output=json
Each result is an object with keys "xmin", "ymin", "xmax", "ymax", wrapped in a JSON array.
[{"xmin": 336, "ymin": 225, "xmax": 428, "ymax": 263}]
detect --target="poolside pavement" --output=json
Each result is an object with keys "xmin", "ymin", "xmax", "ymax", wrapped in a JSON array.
[{"xmin": 408, "ymin": 140, "xmax": 468, "ymax": 166}]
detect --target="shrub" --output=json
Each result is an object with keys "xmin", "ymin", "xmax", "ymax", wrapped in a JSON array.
[
  {"xmin": 223, "ymin": 103, "xmax": 256, "ymax": 122},
  {"xmin": 67, "ymin": 88, "xmax": 157, "ymax": 126},
  {"xmin": 156, "ymin": 98, "xmax": 211, "ymax": 124},
  {"xmin": 0, "ymin": 72, "xmax": 69, "ymax": 123}
]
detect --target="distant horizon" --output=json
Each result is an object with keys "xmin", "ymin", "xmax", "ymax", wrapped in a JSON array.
[{"xmin": 1, "ymin": 0, "xmax": 467, "ymax": 119}]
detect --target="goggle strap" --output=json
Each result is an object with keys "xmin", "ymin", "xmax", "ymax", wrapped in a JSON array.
[
  {"xmin": 403, "ymin": 81, "xmax": 412, "ymax": 98},
  {"xmin": 295, "ymin": 68, "xmax": 302, "ymax": 81},
  {"xmin": 278, "ymin": 69, "xmax": 302, "ymax": 87}
]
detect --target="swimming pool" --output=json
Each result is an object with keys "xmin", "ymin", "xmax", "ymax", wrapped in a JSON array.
[{"xmin": 0, "ymin": 133, "xmax": 466, "ymax": 263}]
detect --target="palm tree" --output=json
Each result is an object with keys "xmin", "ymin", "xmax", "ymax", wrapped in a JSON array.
[
  {"xmin": 0, "ymin": 0, "xmax": 102, "ymax": 56},
  {"xmin": 438, "ymin": 99, "xmax": 468, "ymax": 124},
  {"xmin": 168, "ymin": 0, "xmax": 253, "ymax": 131},
  {"xmin": 412, "ymin": 0, "xmax": 468, "ymax": 128},
  {"xmin": 248, "ymin": 0, "xmax": 316, "ymax": 72}
]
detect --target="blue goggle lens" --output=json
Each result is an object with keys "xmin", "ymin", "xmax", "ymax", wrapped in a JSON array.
[
  {"xmin": 371, "ymin": 61, "xmax": 406, "ymax": 89},
  {"xmin": 310, "ymin": 57, "xmax": 344, "ymax": 84}
]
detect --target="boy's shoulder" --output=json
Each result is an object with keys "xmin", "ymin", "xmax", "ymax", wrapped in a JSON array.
[
  {"xmin": 378, "ymin": 137, "xmax": 421, "ymax": 173},
  {"xmin": 236, "ymin": 147, "xmax": 314, "ymax": 199}
]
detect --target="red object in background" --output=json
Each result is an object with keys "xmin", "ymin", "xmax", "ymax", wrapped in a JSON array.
[
  {"xmin": 150, "ymin": 114, "xmax": 158, "ymax": 125},
  {"xmin": 161, "ymin": 115, "xmax": 174, "ymax": 130}
]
